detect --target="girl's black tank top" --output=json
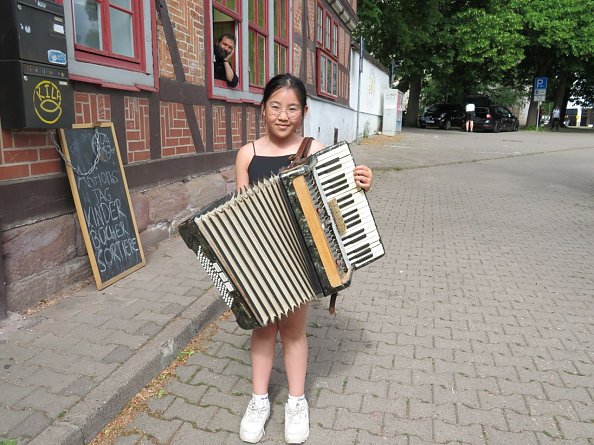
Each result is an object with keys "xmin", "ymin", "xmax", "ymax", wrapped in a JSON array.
[{"xmin": 247, "ymin": 142, "xmax": 292, "ymax": 183}]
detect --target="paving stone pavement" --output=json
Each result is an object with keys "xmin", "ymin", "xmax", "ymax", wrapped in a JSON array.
[{"xmin": 1, "ymin": 128, "xmax": 593, "ymax": 445}]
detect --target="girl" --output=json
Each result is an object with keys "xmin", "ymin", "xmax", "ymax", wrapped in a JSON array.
[{"xmin": 235, "ymin": 74, "xmax": 373, "ymax": 444}]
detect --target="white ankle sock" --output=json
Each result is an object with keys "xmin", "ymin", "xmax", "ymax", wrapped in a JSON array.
[
  {"xmin": 288, "ymin": 394, "xmax": 305, "ymax": 407},
  {"xmin": 252, "ymin": 393, "xmax": 269, "ymax": 402}
]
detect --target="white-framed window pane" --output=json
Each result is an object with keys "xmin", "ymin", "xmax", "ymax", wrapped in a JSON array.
[
  {"xmin": 73, "ymin": 0, "xmax": 103, "ymax": 50},
  {"xmin": 110, "ymin": 7, "xmax": 134, "ymax": 57}
]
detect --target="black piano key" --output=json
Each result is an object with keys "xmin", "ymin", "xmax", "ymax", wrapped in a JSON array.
[
  {"xmin": 317, "ymin": 162, "xmax": 343, "ymax": 176},
  {"xmin": 316, "ymin": 156, "xmax": 341, "ymax": 170},
  {"xmin": 320, "ymin": 171, "xmax": 347, "ymax": 188}
]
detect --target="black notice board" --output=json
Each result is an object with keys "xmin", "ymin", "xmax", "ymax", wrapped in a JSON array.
[{"xmin": 59, "ymin": 123, "xmax": 145, "ymax": 289}]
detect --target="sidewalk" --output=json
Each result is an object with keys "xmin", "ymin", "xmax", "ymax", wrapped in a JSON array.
[
  {"xmin": 2, "ymin": 128, "xmax": 593, "ymax": 444},
  {"xmin": 0, "ymin": 236, "xmax": 226, "ymax": 444}
]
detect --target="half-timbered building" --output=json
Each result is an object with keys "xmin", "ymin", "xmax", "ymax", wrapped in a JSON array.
[{"xmin": 0, "ymin": 0, "xmax": 372, "ymax": 313}]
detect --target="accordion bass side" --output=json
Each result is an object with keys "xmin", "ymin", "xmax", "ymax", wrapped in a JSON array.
[{"xmin": 179, "ymin": 141, "xmax": 384, "ymax": 329}]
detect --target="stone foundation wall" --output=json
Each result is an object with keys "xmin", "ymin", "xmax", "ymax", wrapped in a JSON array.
[{"xmin": 2, "ymin": 168, "xmax": 235, "ymax": 313}]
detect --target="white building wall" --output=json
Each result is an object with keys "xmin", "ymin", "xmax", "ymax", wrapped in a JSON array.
[
  {"xmin": 349, "ymin": 49, "xmax": 390, "ymax": 140},
  {"xmin": 304, "ymin": 48, "xmax": 389, "ymax": 145}
]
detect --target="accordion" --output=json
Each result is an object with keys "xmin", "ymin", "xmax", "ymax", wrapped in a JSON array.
[{"xmin": 179, "ymin": 141, "xmax": 384, "ymax": 329}]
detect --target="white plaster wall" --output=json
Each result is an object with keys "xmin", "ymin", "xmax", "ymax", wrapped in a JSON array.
[{"xmin": 304, "ymin": 48, "xmax": 389, "ymax": 145}]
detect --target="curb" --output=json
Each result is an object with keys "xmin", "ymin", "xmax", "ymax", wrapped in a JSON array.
[{"xmin": 28, "ymin": 289, "xmax": 226, "ymax": 445}]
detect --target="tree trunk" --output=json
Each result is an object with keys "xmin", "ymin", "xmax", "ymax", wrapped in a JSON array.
[{"xmin": 405, "ymin": 74, "xmax": 422, "ymax": 127}]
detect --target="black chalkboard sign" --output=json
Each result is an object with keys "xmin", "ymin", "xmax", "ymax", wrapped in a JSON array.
[{"xmin": 59, "ymin": 123, "xmax": 145, "ymax": 289}]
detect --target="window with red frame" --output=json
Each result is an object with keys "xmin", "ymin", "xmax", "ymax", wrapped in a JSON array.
[
  {"xmin": 318, "ymin": 51, "xmax": 338, "ymax": 98},
  {"xmin": 249, "ymin": 0, "xmax": 267, "ymax": 88},
  {"xmin": 332, "ymin": 22, "xmax": 338, "ymax": 57},
  {"xmin": 316, "ymin": 5, "xmax": 323, "ymax": 45},
  {"xmin": 212, "ymin": 0, "xmax": 241, "ymax": 88},
  {"xmin": 316, "ymin": 7, "xmax": 338, "ymax": 99},
  {"xmin": 273, "ymin": 0, "xmax": 288, "ymax": 75},
  {"xmin": 324, "ymin": 13, "xmax": 331, "ymax": 50},
  {"xmin": 72, "ymin": 0, "xmax": 144, "ymax": 70}
]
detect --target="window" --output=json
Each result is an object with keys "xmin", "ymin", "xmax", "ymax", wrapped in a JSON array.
[
  {"xmin": 72, "ymin": 0, "xmax": 145, "ymax": 71},
  {"xmin": 316, "ymin": 6, "xmax": 338, "ymax": 99},
  {"xmin": 324, "ymin": 13, "xmax": 331, "ymax": 50},
  {"xmin": 212, "ymin": 5, "xmax": 240, "ymax": 88},
  {"xmin": 273, "ymin": 0, "xmax": 288, "ymax": 75},
  {"xmin": 249, "ymin": 0, "xmax": 268, "ymax": 88},
  {"xmin": 332, "ymin": 22, "xmax": 338, "ymax": 57},
  {"xmin": 209, "ymin": 0, "xmax": 290, "ymax": 96},
  {"xmin": 318, "ymin": 52, "xmax": 338, "ymax": 98},
  {"xmin": 316, "ymin": 5, "xmax": 323, "ymax": 45},
  {"xmin": 213, "ymin": 0, "xmax": 241, "ymax": 88}
]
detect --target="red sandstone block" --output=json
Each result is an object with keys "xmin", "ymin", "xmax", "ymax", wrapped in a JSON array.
[
  {"xmin": 4, "ymin": 149, "xmax": 39, "ymax": 163},
  {"xmin": 0, "ymin": 163, "xmax": 30, "ymax": 180},
  {"xmin": 31, "ymin": 159, "xmax": 63, "ymax": 176}
]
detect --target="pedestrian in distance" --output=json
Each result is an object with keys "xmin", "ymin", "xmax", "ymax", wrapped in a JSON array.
[
  {"xmin": 551, "ymin": 105, "xmax": 561, "ymax": 131},
  {"xmin": 234, "ymin": 73, "xmax": 373, "ymax": 444},
  {"xmin": 214, "ymin": 33, "xmax": 239, "ymax": 88},
  {"xmin": 465, "ymin": 102, "xmax": 475, "ymax": 132}
]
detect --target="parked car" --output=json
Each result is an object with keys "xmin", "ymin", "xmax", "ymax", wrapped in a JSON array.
[
  {"xmin": 473, "ymin": 105, "xmax": 519, "ymax": 132},
  {"xmin": 419, "ymin": 103, "xmax": 465, "ymax": 130}
]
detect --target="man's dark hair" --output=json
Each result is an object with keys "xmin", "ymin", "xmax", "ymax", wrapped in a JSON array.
[{"xmin": 217, "ymin": 33, "xmax": 236, "ymax": 45}]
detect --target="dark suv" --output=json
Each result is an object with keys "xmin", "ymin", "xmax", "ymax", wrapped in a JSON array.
[
  {"xmin": 473, "ymin": 105, "xmax": 520, "ymax": 132},
  {"xmin": 419, "ymin": 104, "xmax": 465, "ymax": 130}
]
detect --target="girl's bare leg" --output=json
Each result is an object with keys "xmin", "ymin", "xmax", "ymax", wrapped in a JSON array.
[{"xmin": 278, "ymin": 304, "xmax": 309, "ymax": 396}]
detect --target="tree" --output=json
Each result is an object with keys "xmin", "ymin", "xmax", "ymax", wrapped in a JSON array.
[{"xmin": 515, "ymin": 0, "xmax": 594, "ymax": 126}]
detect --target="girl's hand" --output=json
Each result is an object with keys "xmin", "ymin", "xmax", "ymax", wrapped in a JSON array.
[{"xmin": 353, "ymin": 165, "xmax": 373, "ymax": 191}]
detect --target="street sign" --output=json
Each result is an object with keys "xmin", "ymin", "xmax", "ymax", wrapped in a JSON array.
[
  {"xmin": 534, "ymin": 77, "xmax": 548, "ymax": 90},
  {"xmin": 534, "ymin": 76, "xmax": 547, "ymax": 102}
]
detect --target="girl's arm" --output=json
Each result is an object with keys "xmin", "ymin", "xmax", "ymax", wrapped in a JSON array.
[{"xmin": 235, "ymin": 144, "xmax": 253, "ymax": 191}]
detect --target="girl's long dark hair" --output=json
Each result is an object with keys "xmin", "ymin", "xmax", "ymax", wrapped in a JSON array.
[{"xmin": 262, "ymin": 74, "xmax": 307, "ymax": 108}]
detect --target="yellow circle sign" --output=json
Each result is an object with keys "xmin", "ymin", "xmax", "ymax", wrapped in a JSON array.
[{"xmin": 33, "ymin": 80, "xmax": 63, "ymax": 124}]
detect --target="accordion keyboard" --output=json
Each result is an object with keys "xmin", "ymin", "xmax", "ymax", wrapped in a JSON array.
[{"xmin": 313, "ymin": 143, "xmax": 384, "ymax": 269}]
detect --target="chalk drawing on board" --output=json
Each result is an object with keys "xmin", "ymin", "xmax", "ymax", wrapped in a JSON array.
[{"xmin": 59, "ymin": 123, "xmax": 146, "ymax": 290}]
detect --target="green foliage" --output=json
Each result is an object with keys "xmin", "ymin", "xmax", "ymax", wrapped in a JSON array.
[{"xmin": 356, "ymin": 0, "xmax": 594, "ymax": 113}]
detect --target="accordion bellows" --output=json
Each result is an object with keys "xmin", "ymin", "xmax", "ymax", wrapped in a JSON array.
[{"xmin": 180, "ymin": 141, "xmax": 384, "ymax": 329}]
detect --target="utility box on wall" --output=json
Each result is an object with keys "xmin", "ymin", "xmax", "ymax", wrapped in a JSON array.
[{"xmin": 0, "ymin": 0, "xmax": 74, "ymax": 129}]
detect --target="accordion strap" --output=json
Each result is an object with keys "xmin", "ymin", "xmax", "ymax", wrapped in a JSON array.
[{"xmin": 287, "ymin": 137, "xmax": 314, "ymax": 169}]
